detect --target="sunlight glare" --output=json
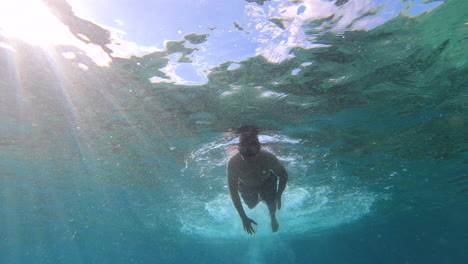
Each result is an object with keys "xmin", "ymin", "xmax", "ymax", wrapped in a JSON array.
[{"xmin": 0, "ymin": 0, "xmax": 76, "ymax": 45}]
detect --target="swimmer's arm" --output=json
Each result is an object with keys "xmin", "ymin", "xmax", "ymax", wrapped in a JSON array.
[
  {"xmin": 228, "ymin": 160, "xmax": 257, "ymax": 234},
  {"xmin": 227, "ymin": 164, "xmax": 248, "ymax": 220}
]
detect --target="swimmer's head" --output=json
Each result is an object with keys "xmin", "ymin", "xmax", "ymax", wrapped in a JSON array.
[{"xmin": 237, "ymin": 125, "xmax": 261, "ymax": 157}]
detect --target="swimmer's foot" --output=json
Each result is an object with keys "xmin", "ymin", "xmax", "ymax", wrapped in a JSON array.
[{"xmin": 271, "ymin": 216, "xmax": 279, "ymax": 232}]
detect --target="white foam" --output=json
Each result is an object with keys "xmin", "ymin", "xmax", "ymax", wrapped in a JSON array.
[{"xmin": 178, "ymin": 185, "xmax": 377, "ymax": 239}]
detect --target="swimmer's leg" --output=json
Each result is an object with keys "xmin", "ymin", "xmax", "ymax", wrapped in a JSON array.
[
  {"xmin": 266, "ymin": 200, "xmax": 279, "ymax": 232},
  {"xmin": 240, "ymin": 191, "xmax": 261, "ymax": 209},
  {"xmin": 261, "ymin": 178, "xmax": 279, "ymax": 232}
]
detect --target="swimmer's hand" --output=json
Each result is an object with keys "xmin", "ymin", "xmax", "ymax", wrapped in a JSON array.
[{"xmin": 242, "ymin": 217, "xmax": 257, "ymax": 235}]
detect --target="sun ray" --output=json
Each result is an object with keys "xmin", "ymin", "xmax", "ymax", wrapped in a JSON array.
[
  {"xmin": 0, "ymin": 0, "xmax": 113, "ymax": 66},
  {"xmin": 0, "ymin": 0, "xmax": 77, "ymax": 45}
]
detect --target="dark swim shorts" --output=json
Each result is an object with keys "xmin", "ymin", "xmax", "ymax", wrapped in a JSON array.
[{"xmin": 238, "ymin": 173, "xmax": 278, "ymax": 207}]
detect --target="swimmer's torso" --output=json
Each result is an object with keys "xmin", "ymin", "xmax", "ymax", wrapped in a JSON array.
[{"xmin": 229, "ymin": 150, "xmax": 279, "ymax": 187}]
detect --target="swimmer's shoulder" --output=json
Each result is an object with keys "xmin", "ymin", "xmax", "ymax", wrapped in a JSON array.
[
  {"xmin": 259, "ymin": 149, "xmax": 279, "ymax": 161},
  {"xmin": 228, "ymin": 153, "xmax": 242, "ymax": 168}
]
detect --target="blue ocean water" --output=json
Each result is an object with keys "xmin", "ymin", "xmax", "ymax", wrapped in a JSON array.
[{"xmin": 0, "ymin": 0, "xmax": 467, "ymax": 263}]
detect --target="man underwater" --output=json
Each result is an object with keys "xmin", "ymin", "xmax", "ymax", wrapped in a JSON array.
[{"xmin": 227, "ymin": 125, "xmax": 288, "ymax": 235}]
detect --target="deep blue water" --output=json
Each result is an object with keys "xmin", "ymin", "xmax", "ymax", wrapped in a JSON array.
[{"xmin": 0, "ymin": 0, "xmax": 467, "ymax": 263}]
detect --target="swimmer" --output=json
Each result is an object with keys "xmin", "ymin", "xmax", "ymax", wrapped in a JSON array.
[{"xmin": 227, "ymin": 125, "xmax": 288, "ymax": 235}]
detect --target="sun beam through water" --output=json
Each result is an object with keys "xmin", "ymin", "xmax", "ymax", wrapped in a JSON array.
[{"xmin": 0, "ymin": 0, "xmax": 77, "ymax": 45}]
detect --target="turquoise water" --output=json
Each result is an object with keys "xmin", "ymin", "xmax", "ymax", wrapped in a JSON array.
[{"xmin": 0, "ymin": 0, "xmax": 467, "ymax": 263}]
